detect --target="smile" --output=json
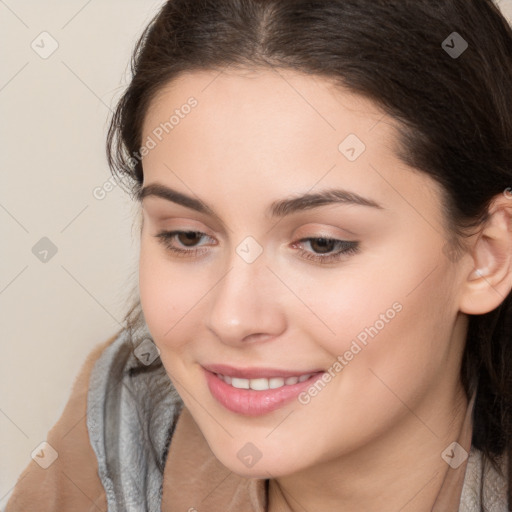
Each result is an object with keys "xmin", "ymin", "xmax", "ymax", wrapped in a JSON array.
[
  {"xmin": 202, "ymin": 365, "xmax": 325, "ymax": 416},
  {"xmin": 216, "ymin": 373, "xmax": 315, "ymax": 390}
]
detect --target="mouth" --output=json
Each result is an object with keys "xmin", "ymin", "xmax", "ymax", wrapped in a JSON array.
[
  {"xmin": 216, "ymin": 372, "xmax": 316, "ymax": 390},
  {"xmin": 202, "ymin": 364, "xmax": 325, "ymax": 416}
]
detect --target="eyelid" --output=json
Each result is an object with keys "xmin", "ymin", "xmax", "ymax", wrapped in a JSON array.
[
  {"xmin": 146, "ymin": 215, "xmax": 216, "ymax": 234},
  {"xmin": 142, "ymin": 206, "xmax": 229, "ymax": 236},
  {"xmin": 293, "ymin": 223, "xmax": 357, "ymax": 240}
]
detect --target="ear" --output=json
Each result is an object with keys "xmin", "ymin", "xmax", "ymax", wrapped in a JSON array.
[{"xmin": 459, "ymin": 193, "xmax": 512, "ymax": 315}]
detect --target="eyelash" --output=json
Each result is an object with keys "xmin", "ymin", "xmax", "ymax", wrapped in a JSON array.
[{"xmin": 154, "ymin": 230, "xmax": 359, "ymax": 264}]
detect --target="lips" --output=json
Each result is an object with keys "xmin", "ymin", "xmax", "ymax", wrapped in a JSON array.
[{"xmin": 202, "ymin": 364, "xmax": 325, "ymax": 416}]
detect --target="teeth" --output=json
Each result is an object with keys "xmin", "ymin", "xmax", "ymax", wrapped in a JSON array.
[
  {"xmin": 231, "ymin": 377, "xmax": 249, "ymax": 389},
  {"xmin": 218, "ymin": 373, "xmax": 313, "ymax": 390},
  {"xmin": 249, "ymin": 378, "xmax": 268, "ymax": 391},
  {"xmin": 269, "ymin": 377, "xmax": 285, "ymax": 389}
]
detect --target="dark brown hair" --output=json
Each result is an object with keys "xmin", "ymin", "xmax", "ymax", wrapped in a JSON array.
[{"xmin": 106, "ymin": 0, "xmax": 512, "ymax": 483}]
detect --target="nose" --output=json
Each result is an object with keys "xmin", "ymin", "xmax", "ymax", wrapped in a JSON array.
[{"xmin": 205, "ymin": 249, "xmax": 287, "ymax": 347}]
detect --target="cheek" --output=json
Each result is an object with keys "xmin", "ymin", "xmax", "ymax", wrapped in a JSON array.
[
  {"xmin": 139, "ymin": 244, "xmax": 168, "ymax": 336},
  {"xmin": 303, "ymin": 252, "xmax": 455, "ymax": 395},
  {"xmin": 289, "ymin": 257, "xmax": 407, "ymax": 358},
  {"xmin": 139, "ymin": 241, "xmax": 187, "ymax": 343},
  {"xmin": 138, "ymin": 239, "xmax": 215, "ymax": 356},
  {"xmin": 284, "ymin": 270, "xmax": 458, "ymax": 457}
]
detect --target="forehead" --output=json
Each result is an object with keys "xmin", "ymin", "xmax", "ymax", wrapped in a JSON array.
[
  {"xmin": 139, "ymin": 67, "xmax": 443, "ymax": 225},
  {"xmin": 141, "ymin": 67, "xmax": 403, "ymax": 172},
  {"xmin": 141, "ymin": 67, "xmax": 400, "ymax": 156}
]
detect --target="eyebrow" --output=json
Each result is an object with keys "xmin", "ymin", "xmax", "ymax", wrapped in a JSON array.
[{"xmin": 137, "ymin": 182, "xmax": 384, "ymax": 219}]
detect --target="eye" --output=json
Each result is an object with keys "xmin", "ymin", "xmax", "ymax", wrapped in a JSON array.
[
  {"xmin": 154, "ymin": 230, "xmax": 213, "ymax": 257},
  {"xmin": 292, "ymin": 237, "xmax": 359, "ymax": 264},
  {"xmin": 153, "ymin": 231, "xmax": 359, "ymax": 264}
]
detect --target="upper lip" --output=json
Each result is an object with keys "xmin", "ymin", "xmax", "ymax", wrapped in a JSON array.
[{"xmin": 202, "ymin": 363, "xmax": 324, "ymax": 379}]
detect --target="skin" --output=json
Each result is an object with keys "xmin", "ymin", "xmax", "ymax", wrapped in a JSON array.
[{"xmin": 137, "ymin": 67, "xmax": 512, "ymax": 511}]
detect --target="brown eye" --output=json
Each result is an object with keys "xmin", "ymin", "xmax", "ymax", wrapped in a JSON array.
[
  {"xmin": 154, "ymin": 230, "xmax": 214, "ymax": 257},
  {"xmin": 294, "ymin": 237, "xmax": 359, "ymax": 264},
  {"xmin": 308, "ymin": 238, "xmax": 336, "ymax": 254},
  {"xmin": 176, "ymin": 231, "xmax": 203, "ymax": 247}
]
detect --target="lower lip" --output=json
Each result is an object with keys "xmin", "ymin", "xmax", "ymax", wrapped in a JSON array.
[{"xmin": 203, "ymin": 369, "xmax": 324, "ymax": 416}]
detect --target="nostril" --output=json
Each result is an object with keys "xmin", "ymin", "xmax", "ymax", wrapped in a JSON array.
[{"xmin": 242, "ymin": 333, "xmax": 271, "ymax": 343}]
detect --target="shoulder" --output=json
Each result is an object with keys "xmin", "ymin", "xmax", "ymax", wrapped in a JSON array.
[
  {"xmin": 5, "ymin": 329, "xmax": 124, "ymax": 512},
  {"xmin": 7, "ymin": 325, "xmax": 184, "ymax": 512}
]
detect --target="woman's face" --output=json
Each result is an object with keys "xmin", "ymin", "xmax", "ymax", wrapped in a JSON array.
[{"xmin": 138, "ymin": 68, "xmax": 469, "ymax": 478}]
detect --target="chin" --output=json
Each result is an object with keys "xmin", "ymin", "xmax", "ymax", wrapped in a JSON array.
[{"xmin": 209, "ymin": 443, "xmax": 302, "ymax": 479}]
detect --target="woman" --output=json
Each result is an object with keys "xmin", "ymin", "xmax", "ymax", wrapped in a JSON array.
[{"xmin": 6, "ymin": 0, "xmax": 512, "ymax": 510}]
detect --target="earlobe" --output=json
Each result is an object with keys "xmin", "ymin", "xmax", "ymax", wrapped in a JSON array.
[{"xmin": 459, "ymin": 196, "xmax": 512, "ymax": 315}]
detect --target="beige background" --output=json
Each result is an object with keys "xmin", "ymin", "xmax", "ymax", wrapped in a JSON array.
[
  {"xmin": 1, "ymin": 0, "xmax": 511, "ymax": 508},
  {"xmin": 0, "ymin": 0, "xmax": 166, "ymax": 507}
]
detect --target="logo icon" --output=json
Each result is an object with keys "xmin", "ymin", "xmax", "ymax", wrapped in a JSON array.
[
  {"xmin": 31, "ymin": 441, "xmax": 58, "ymax": 469},
  {"xmin": 338, "ymin": 133, "xmax": 366, "ymax": 162},
  {"xmin": 237, "ymin": 442, "xmax": 262, "ymax": 468},
  {"xmin": 134, "ymin": 338, "xmax": 161, "ymax": 366},
  {"xmin": 31, "ymin": 32, "xmax": 59, "ymax": 59},
  {"xmin": 32, "ymin": 237, "xmax": 58, "ymax": 263},
  {"xmin": 442, "ymin": 32, "xmax": 468, "ymax": 59},
  {"xmin": 441, "ymin": 441, "xmax": 468, "ymax": 469},
  {"xmin": 236, "ymin": 236, "xmax": 263, "ymax": 264}
]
